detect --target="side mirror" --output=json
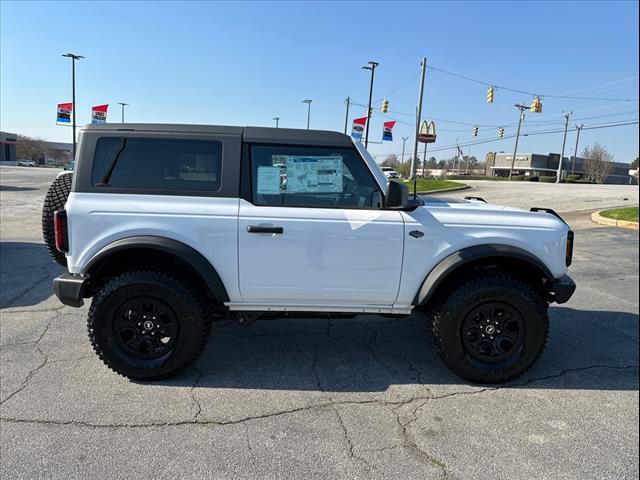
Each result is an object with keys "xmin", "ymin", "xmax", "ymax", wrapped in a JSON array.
[{"xmin": 385, "ymin": 180, "xmax": 409, "ymax": 209}]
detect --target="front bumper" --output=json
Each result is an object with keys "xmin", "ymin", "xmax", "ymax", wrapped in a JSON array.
[
  {"xmin": 53, "ymin": 273, "xmax": 87, "ymax": 307},
  {"xmin": 549, "ymin": 274, "xmax": 576, "ymax": 304}
]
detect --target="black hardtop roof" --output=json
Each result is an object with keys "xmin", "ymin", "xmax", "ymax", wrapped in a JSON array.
[{"xmin": 82, "ymin": 123, "xmax": 353, "ymax": 147}]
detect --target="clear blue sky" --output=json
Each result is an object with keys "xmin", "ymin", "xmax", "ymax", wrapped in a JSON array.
[{"xmin": 2, "ymin": 1, "xmax": 638, "ymax": 164}]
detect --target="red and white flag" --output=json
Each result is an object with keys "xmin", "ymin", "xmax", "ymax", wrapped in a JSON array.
[
  {"xmin": 351, "ymin": 117, "xmax": 367, "ymax": 140},
  {"xmin": 91, "ymin": 104, "xmax": 109, "ymax": 124},
  {"xmin": 382, "ymin": 120, "xmax": 396, "ymax": 141}
]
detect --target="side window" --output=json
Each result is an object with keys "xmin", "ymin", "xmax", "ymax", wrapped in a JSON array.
[
  {"xmin": 250, "ymin": 145, "xmax": 383, "ymax": 209},
  {"xmin": 92, "ymin": 137, "xmax": 222, "ymax": 192}
]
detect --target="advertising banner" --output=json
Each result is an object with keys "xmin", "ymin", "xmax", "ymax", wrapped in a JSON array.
[
  {"xmin": 351, "ymin": 117, "xmax": 367, "ymax": 140},
  {"xmin": 57, "ymin": 103, "xmax": 72, "ymax": 123},
  {"xmin": 91, "ymin": 104, "xmax": 109, "ymax": 124},
  {"xmin": 382, "ymin": 120, "xmax": 396, "ymax": 141}
]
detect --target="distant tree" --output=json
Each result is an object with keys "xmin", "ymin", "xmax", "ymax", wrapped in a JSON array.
[
  {"xmin": 427, "ymin": 156, "xmax": 437, "ymax": 168},
  {"xmin": 631, "ymin": 157, "xmax": 639, "ymax": 170},
  {"xmin": 381, "ymin": 154, "xmax": 400, "ymax": 168},
  {"xmin": 16, "ymin": 134, "xmax": 47, "ymax": 161},
  {"xmin": 396, "ymin": 159, "xmax": 411, "ymax": 178},
  {"xmin": 582, "ymin": 143, "xmax": 614, "ymax": 184}
]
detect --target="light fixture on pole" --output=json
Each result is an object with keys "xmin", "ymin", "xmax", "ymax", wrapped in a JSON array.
[
  {"xmin": 361, "ymin": 61, "xmax": 379, "ymax": 148},
  {"xmin": 301, "ymin": 100, "xmax": 312, "ymax": 129},
  {"xmin": 118, "ymin": 103, "xmax": 129, "ymax": 123},
  {"xmin": 62, "ymin": 52, "xmax": 84, "ymax": 160},
  {"xmin": 273, "ymin": 117, "xmax": 280, "ymax": 128}
]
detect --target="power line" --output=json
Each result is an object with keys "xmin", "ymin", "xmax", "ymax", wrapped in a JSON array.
[
  {"xmin": 426, "ymin": 64, "xmax": 639, "ymax": 102},
  {"xmin": 372, "ymin": 120, "xmax": 639, "ymax": 157}
]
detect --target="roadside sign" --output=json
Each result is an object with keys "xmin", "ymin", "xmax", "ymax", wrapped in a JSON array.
[{"xmin": 418, "ymin": 120, "xmax": 436, "ymax": 143}]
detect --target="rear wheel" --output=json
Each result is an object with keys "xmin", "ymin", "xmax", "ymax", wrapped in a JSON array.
[
  {"xmin": 88, "ymin": 271, "xmax": 211, "ymax": 380},
  {"xmin": 432, "ymin": 274, "xmax": 548, "ymax": 384},
  {"xmin": 42, "ymin": 173, "xmax": 72, "ymax": 266}
]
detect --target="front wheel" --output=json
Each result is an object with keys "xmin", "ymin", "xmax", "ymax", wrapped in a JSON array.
[
  {"xmin": 88, "ymin": 271, "xmax": 211, "ymax": 380},
  {"xmin": 432, "ymin": 274, "xmax": 549, "ymax": 384}
]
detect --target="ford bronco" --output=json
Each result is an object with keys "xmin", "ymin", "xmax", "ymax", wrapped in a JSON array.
[{"xmin": 48, "ymin": 124, "xmax": 575, "ymax": 383}]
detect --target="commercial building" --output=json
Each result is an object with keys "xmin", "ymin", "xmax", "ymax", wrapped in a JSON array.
[
  {"xmin": 1, "ymin": 131, "xmax": 17, "ymax": 162},
  {"xmin": 485, "ymin": 152, "xmax": 633, "ymax": 184}
]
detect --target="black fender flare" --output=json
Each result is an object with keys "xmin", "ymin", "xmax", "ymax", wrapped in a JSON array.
[
  {"xmin": 83, "ymin": 235, "xmax": 230, "ymax": 302},
  {"xmin": 413, "ymin": 244, "xmax": 553, "ymax": 306}
]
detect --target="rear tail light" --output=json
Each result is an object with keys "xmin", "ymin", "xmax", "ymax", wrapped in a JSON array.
[
  {"xmin": 565, "ymin": 230, "xmax": 574, "ymax": 266},
  {"xmin": 54, "ymin": 210, "xmax": 69, "ymax": 253}
]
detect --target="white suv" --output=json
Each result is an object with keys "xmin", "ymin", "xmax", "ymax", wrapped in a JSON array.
[
  {"xmin": 381, "ymin": 166, "xmax": 400, "ymax": 179},
  {"xmin": 49, "ymin": 124, "xmax": 575, "ymax": 383}
]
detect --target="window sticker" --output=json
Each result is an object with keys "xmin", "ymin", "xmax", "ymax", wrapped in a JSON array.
[
  {"xmin": 283, "ymin": 156, "xmax": 343, "ymax": 193},
  {"xmin": 285, "ymin": 157, "xmax": 319, "ymax": 193},
  {"xmin": 317, "ymin": 156, "xmax": 343, "ymax": 193},
  {"xmin": 257, "ymin": 166, "xmax": 281, "ymax": 194}
]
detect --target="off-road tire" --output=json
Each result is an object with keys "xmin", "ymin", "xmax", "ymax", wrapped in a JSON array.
[
  {"xmin": 432, "ymin": 274, "xmax": 549, "ymax": 384},
  {"xmin": 41, "ymin": 173, "xmax": 72, "ymax": 266},
  {"xmin": 88, "ymin": 271, "xmax": 211, "ymax": 380}
]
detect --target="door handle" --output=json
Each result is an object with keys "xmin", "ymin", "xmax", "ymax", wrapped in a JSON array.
[{"xmin": 247, "ymin": 225, "xmax": 283, "ymax": 234}]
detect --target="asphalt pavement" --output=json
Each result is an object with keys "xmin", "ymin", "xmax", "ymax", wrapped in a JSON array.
[{"xmin": 1, "ymin": 166, "xmax": 638, "ymax": 479}]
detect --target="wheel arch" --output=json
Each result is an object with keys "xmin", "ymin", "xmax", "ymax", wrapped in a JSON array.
[
  {"xmin": 413, "ymin": 244, "xmax": 553, "ymax": 307},
  {"xmin": 82, "ymin": 235, "xmax": 230, "ymax": 303}
]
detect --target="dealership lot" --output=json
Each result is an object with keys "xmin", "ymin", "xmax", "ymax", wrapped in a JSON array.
[{"xmin": 1, "ymin": 166, "xmax": 638, "ymax": 479}]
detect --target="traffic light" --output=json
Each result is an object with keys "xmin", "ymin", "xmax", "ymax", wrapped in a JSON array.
[
  {"xmin": 486, "ymin": 86, "xmax": 494, "ymax": 103},
  {"xmin": 472, "ymin": 126, "xmax": 478, "ymax": 137},
  {"xmin": 498, "ymin": 127, "xmax": 504, "ymax": 138},
  {"xmin": 381, "ymin": 99, "xmax": 389, "ymax": 113},
  {"xmin": 531, "ymin": 96, "xmax": 542, "ymax": 113}
]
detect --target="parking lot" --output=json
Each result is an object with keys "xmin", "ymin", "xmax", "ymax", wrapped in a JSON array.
[{"xmin": 1, "ymin": 165, "xmax": 638, "ymax": 479}]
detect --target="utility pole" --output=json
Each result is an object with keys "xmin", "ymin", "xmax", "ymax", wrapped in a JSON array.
[
  {"xmin": 302, "ymin": 99, "xmax": 312, "ymax": 129},
  {"xmin": 62, "ymin": 53, "xmax": 84, "ymax": 160},
  {"xmin": 401, "ymin": 136, "xmax": 409, "ymax": 177},
  {"xmin": 572, "ymin": 123, "xmax": 584, "ymax": 175},
  {"xmin": 362, "ymin": 61, "xmax": 379, "ymax": 148},
  {"xmin": 343, "ymin": 97, "xmax": 350, "ymax": 134},
  {"xmin": 556, "ymin": 112, "xmax": 572, "ymax": 183},
  {"xmin": 272, "ymin": 117, "xmax": 280, "ymax": 128},
  {"xmin": 422, "ymin": 141, "xmax": 428, "ymax": 178},
  {"xmin": 509, "ymin": 104, "xmax": 529, "ymax": 180},
  {"xmin": 118, "ymin": 102, "xmax": 129, "ymax": 123},
  {"xmin": 410, "ymin": 57, "xmax": 427, "ymax": 186}
]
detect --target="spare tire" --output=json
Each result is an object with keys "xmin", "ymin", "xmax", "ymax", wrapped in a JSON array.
[{"xmin": 42, "ymin": 173, "xmax": 72, "ymax": 266}]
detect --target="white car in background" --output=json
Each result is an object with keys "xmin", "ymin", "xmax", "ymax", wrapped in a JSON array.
[
  {"xmin": 380, "ymin": 166, "xmax": 400, "ymax": 179},
  {"xmin": 17, "ymin": 160, "xmax": 36, "ymax": 167}
]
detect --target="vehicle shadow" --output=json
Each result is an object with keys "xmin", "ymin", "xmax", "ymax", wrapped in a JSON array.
[
  {"xmin": 152, "ymin": 307, "xmax": 639, "ymax": 392},
  {"xmin": 0, "ymin": 242, "xmax": 64, "ymax": 308}
]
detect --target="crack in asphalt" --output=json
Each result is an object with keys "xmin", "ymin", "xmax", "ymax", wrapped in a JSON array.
[
  {"xmin": 331, "ymin": 406, "xmax": 371, "ymax": 469},
  {"xmin": 0, "ymin": 311, "xmax": 59, "ymax": 405},
  {"xmin": 243, "ymin": 423, "xmax": 257, "ymax": 470},
  {"xmin": 2, "ymin": 363, "xmax": 636, "ymax": 430}
]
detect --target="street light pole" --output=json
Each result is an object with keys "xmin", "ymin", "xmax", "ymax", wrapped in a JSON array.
[
  {"xmin": 118, "ymin": 102, "xmax": 129, "ymax": 123},
  {"xmin": 62, "ymin": 53, "xmax": 84, "ymax": 161},
  {"xmin": 343, "ymin": 97, "xmax": 350, "ymax": 134},
  {"xmin": 572, "ymin": 123, "xmax": 584, "ymax": 175},
  {"xmin": 509, "ymin": 104, "xmax": 529, "ymax": 181},
  {"xmin": 410, "ymin": 58, "xmax": 427, "ymax": 184},
  {"xmin": 272, "ymin": 117, "xmax": 280, "ymax": 128},
  {"xmin": 302, "ymin": 100, "xmax": 312, "ymax": 129},
  {"xmin": 401, "ymin": 136, "xmax": 409, "ymax": 176},
  {"xmin": 556, "ymin": 112, "xmax": 572, "ymax": 183},
  {"xmin": 362, "ymin": 61, "xmax": 379, "ymax": 148}
]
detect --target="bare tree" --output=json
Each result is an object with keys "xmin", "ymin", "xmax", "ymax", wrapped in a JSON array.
[
  {"xmin": 16, "ymin": 134, "xmax": 47, "ymax": 161},
  {"xmin": 582, "ymin": 143, "xmax": 614, "ymax": 184},
  {"xmin": 381, "ymin": 154, "xmax": 399, "ymax": 168}
]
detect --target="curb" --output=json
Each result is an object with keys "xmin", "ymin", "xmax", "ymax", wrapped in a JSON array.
[
  {"xmin": 417, "ymin": 184, "xmax": 471, "ymax": 195},
  {"xmin": 591, "ymin": 210, "xmax": 639, "ymax": 230}
]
